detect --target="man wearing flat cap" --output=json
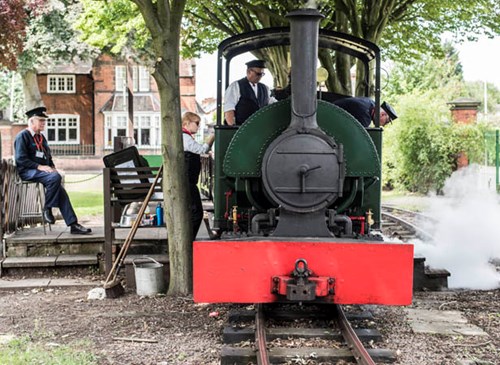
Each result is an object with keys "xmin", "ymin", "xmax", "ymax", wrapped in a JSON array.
[
  {"xmin": 333, "ymin": 97, "xmax": 398, "ymax": 128},
  {"xmin": 224, "ymin": 59, "xmax": 277, "ymax": 125},
  {"xmin": 14, "ymin": 106, "xmax": 92, "ymax": 234}
]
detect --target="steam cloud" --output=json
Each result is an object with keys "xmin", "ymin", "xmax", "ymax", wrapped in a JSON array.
[{"xmin": 417, "ymin": 164, "xmax": 500, "ymax": 289}]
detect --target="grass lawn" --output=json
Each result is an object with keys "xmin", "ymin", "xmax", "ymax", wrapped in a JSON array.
[
  {"xmin": 67, "ymin": 190, "xmax": 103, "ymax": 218},
  {"xmin": 0, "ymin": 336, "xmax": 98, "ymax": 365}
]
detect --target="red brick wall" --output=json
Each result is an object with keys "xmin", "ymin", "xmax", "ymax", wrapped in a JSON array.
[
  {"xmin": 1, "ymin": 123, "xmax": 26, "ymax": 159},
  {"xmin": 180, "ymin": 59, "xmax": 196, "ymax": 113},
  {"xmin": 451, "ymin": 109, "xmax": 478, "ymax": 124},
  {"xmin": 0, "ymin": 125, "xmax": 13, "ymax": 159},
  {"xmin": 93, "ymin": 54, "xmax": 116, "ymax": 155},
  {"xmin": 38, "ymin": 74, "xmax": 94, "ymax": 145},
  {"xmin": 450, "ymin": 106, "xmax": 478, "ymax": 168}
]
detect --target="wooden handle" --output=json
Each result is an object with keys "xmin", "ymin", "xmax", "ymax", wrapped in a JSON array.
[{"xmin": 104, "ymin": 165, "xmax": 164, "ymax": 285}]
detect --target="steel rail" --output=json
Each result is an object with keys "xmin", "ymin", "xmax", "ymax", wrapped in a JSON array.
[
  {"xmin": 381, "ymin": 210, "xmax": 434, "ymax": 241},
  {"xmin": 381, "ymin": 204, "xmax": 437, "ymax": 224},
  {"xmin": 334, "ymin": 304, "xmax": 376, "ymax": 365},
  {"xmin": 255, "ymin": 304, "xmax": 270, "ymax": 365}
]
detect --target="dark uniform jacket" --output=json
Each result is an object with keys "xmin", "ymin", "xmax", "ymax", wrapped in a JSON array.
[
  {"xmin": 333, "ymin": 97, "xmax": 375, "ymax": 127},
  {"xmin": 14, "ymin": 129, "xmax": 55, "ymax": 174},
  {"xmin": 235, "ymin": 77, "xmax": 269, "ymax": 125},
  {"xmin": 183, "ymin": 131, "xmax": 202, "ymax": 185}
]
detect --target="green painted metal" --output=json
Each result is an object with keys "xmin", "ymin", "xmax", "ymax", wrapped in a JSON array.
[
  {"xmin": 364, "ymin": 128, "xmax": 383, "ymax": 227},
  {"xmin": 223, "ymin": 99, "xmax": 380, "ymax": 177},
  {"xmin": 213, "ymin": 127, "xmax": 238, "ymax": 228}
]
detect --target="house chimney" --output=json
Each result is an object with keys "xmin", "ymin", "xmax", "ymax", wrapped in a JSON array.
[{"xmin": 447, "ymin": 98, "xmax": 481, "ymax": 124}]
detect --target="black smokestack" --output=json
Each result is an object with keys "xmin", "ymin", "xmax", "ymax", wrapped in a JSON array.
[{"xmin": 286, "ymin": 9, "xmax": 324, "ymax": 131}]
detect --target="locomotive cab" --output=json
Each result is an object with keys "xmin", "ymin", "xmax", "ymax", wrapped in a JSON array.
[{"xmin": 206, "ymin": 21, "xmax": 384, "ymax": 239}]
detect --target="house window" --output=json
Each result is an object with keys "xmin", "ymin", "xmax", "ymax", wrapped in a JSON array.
[
  {"xmin": 115, "ymin": 66, "xmax": 126, "ymax": 92},
  {"xmin": 154, "ymin": 115, "xmax": 160, "ymax": 146},
  {"xmin": 47, "ymin": 75, "xmax": 75, "ymax": 93},
  {"xmin": 104, "ymin": 114, "xmax": 128, "ymax": 148},
  {"xmin": 46, "ymin": 115, "xmax": 79, "ymax": 144},
  {"xmin": 132, "ymin": 66, "xmax": 150, "ymax": 92},
  {"xmin": 104, "ymin": 113, "xmax": 159, "ymax": 149},
  {"xmin": 116, "ymin": 65, "xmax": 150, "ymax": 93},
  {"xmin": 133, "ymin": 114, "xmax": 160, "ymax": 147}
]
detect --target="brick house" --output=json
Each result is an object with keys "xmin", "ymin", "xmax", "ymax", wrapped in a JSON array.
[
  {"xmin": 1, "ymin": 55, "xmax": 198, "ymax": 169},
  {"xmin": 95, "ymin": 55, "xmax": 197, "ymax": 156},
  {"xmin": 37, "ymin": 61, "xmax": 95, "ymax": 154}
]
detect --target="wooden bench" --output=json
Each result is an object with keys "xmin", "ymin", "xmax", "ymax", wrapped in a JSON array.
[{"xmin": 103, "ymin": 166, "xmax": 167, "ymax": 276}]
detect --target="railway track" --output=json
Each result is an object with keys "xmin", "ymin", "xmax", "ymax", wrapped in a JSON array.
[
  {"xmin": 381, "ymin": 204, "xmax": 436, "ymax": 241},
  {"xmin": 219, "ymin": 206, "xmax": 453, "ymax": 365},
  {"xmin": 381, "ymin": 204, "xmax": 451, "ymax": 291},
  {"xmin": 221, "ymin": 303, "xmax": 396, "ymax": 365}
]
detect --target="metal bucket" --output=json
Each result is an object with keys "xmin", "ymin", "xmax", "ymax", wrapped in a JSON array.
[{"xmin": 133, "ymin": 257, "xmax": 166, "ymax": 296}]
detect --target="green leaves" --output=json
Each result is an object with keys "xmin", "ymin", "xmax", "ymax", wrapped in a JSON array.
[
  {"xmin": 383, "ymin": 90, "xmax": 486, "ymax": 194},
  {"xmin": 76, "ymin": 0, "xmax": 149, "ymax": 55}
]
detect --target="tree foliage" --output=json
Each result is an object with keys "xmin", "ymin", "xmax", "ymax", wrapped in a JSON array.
[
  {"xmin": 382, "ymin": 39, "xmax": 500, "ymax": 192},
  {"xmin": 74, "ymin": 0, "xmax": 500, "ymax": 95},
  {"xmin": 0, "ymin": 0, "xmax": 46, "ymax": 70},
  {"xmin": 383, "ymin": 85, "xmax": 485, "ymax": 194},
  {"xmin": 383, "ymin": 42, "xmax": 464, "ymax": 100},
  {"xmin": 183, "ymin": 0, "xmax": 500, "ymax": 94},
  {"xmin": 1, "ymin": 0, "xmax": 94, "ymax": 72},
  {"xmin": 0, "ymin": 0, "xmax": 97, "ymax": 112},
  {"xmin": 75, "ymin": 0, "xmax": 151, "ymax": 60},
  {"xmin": 20, "ymin": 1, "xmax": 96, "ymax": 70}
]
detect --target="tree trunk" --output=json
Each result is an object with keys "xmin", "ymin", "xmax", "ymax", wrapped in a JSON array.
[
  {"xmin": 133, "ymin": 0, "xmax": 190, "ymax": 295},
  {"xmin": 328, "ymin": 7, "xmax": 353, "ymax": 95},
  {"xmin": 153, "ymin": 54, "xmax": 193, "ymax": 295},
  {"xmin": 22, "ymin": 69, "xmax": 43, "ymax": 110}
]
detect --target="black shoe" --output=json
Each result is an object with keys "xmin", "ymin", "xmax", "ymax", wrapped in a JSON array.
[
  {"xmin": 70, "ymin": 223, "xmax": 92, "ymax": 235},
  {"xmin": 43, "ymin": 208, "xmax": 55, "ymax": 224}
]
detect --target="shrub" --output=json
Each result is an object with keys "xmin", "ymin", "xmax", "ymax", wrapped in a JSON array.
[{"xmin": 383, "ymin": 90, "xmax": 485, "ymax": 194}]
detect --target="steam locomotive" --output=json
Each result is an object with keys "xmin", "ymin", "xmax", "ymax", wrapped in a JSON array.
[{"xmin": 193, "ymin": 9, "xmax": 413, "ymax": 305}]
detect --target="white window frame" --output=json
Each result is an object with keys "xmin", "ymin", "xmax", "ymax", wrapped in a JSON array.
[
  {"xmin": 45, "ymin": 114, "xmax": 80, "ymax": 144},
  {"xmin": 104, "ymin": 112, "xmax": 129, "ymax": 149},
  {"xmin": 132, "ymin": 66, "xmax": 150, "ymax": 92},
  {"xmin": 104, "ymin": 112, "xmax": 160, "ymax": 149},
  {"xmin": 115, "ymin": 66, "xmax": 126, "ymax": 92},
  {"xmin": 47, "ymin": 75, "xmax": 76, "ymax": 93},
  {"xmin": 133, "ymin": 113, "xmax": 160, "ymax": 148}
]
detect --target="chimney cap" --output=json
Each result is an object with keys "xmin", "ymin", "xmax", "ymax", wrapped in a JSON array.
[{"xmin": 447, "ymin": 98, "xmax": 481, "ymax": 110}]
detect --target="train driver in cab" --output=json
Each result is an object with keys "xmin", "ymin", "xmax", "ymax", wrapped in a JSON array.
[
  {"xmin": 224, "ymin": 59, "xmax": 277, "ymax": 126},
  {"xmin": 333, "ymin": 97, "xmax": 398, "ymax": 127}
]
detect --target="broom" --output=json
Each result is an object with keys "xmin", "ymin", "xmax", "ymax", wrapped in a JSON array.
[{"xmin": 102, "ymin": 165, "xmax": 164, "ymax": 298}]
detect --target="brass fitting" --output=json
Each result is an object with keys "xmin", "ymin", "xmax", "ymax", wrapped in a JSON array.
[{"xmin": 367, "ymin": 209, "xmax": 374, "ymax": 227}]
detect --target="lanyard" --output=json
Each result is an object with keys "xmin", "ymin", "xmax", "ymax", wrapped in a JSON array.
[{"xmin": 33, "ymin": 134, "xmax": 45, "ymax": 152}]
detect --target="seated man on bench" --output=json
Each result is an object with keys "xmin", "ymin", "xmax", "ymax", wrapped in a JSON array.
[{"xmin": 14, "ymin": 107, "xmax": 91, "ymax": 235}]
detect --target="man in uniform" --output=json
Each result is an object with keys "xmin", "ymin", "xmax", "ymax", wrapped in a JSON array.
[
  {"xmin": 14, "ymin": 107, "xmax": 92, "ymax": 234},
  {"xmin": 224, "ymin": 60, "xmax": 277, "ymax": 125},
  {"xmin": 333, "ymin": 97, "xmax": 398, "ymax": 127}
]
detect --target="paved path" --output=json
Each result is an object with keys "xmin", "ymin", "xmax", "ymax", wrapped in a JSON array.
[{"xmin": 0, "ymin": 277, "xmax": 100, "ymax": 290}]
